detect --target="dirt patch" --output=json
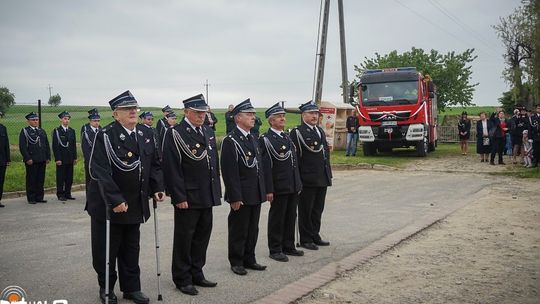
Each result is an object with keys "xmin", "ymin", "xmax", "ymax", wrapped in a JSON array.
[
  {"xmin": 405, "ymin": 152, "xmax": 514, "ymax": 174},
  {"xmin": 297, "ymin": 178, "xmax": 540, "ymax": 304}
]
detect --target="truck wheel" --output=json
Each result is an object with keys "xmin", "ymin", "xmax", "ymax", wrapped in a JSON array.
[
  {"xmin": 363, "ymin": 142, "xmax": 376, "ymax": 156},
  {"xmin": 428, "ymin": 141, "xmax": 436, "ymax": 152},
  {"xmin": 416, "ymin": 137, "xmax": 428, "ymax": 157}
]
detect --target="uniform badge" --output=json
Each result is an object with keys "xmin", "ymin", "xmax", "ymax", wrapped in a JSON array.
[
  {"xmin": 119, "ymin": 133, "xmax": 126, "ymax": 141},
  {"xmin": 195, "ymin": 143, "xmax": 200, "ymax": 148},
  {"xmin": 138, "ymin": 130, "xmax": 143, "ymax": 136},
  {"xmin": 128, "ymin": 152, "xmax": 133, "ymax": 157},
  {"xmin": 281, "ymin": 145, "xmax": 286, "ymax": 150}
]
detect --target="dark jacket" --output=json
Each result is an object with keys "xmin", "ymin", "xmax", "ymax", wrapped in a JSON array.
[
  {"xmin": 0, "ymin": 124, "xmax": 10, "ymax": 166},
  {"xmin": 81, "ymin": 123, "xmax": 100, "ymax": 162},
  {"xmin": 225, "ymin": 111, "xmax": 235, "ymax": 134},
  {"xmin": 489, "ymin": 114, "xmax": 508, "ymax": 139},
  {"xmin": 458, "ymin": 119, "xmax": 471, "ymax": 135},
  {"xmin": 221, "ymin": 127, "xmax": 266, "ymax": 205},
  {"xmin": 86, "ymin": 121, "xmax": 164, "ymax": 224},
  {"xmin": 259, "ymin": 129, "xmax": 302, "ymax": 195},
  {"xmin": 290, "ymin": 123, "xmax": 332, "ymax": 188},
  {"xmin": 19, "ymin": 126, "xmax": 50, "ymax": 163},
  {"xmin": 203, "ymin": 112, "xmax": 218, "ymax": 131},
  {"xmin": 346, "ymin": 116, "xmax": 359, "ymax": 134},
  {"xmin": 52, "ymin": 126, "xmax": 77, "ymax": 164},
  {"xmin": 530, "ymin": 114, "xmax": 540, "ymax": 142},
  {"xmin": 162, "ymin": 119, "xmax": 221, "ymax": 208}
]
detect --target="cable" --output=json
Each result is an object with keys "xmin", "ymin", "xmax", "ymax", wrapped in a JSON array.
[{"xmin": 428, "ymin": 0, "xmax": 499, "ymax": 50}]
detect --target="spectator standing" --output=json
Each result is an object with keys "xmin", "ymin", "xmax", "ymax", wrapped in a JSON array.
[
  {"xmin": 458, "ymin": 111, "xmax": 471, "ymax": 155},
  {"xmin": 476, "ymin": 112, "xmax": 492, "ymax": 162},
  {"xmin": 529, "ymin": 104, "xmax": 540, "ymax": 167},
  {"xmin": 489, "ymin": 110, "xmax": 508, "ymax": 165},
  {"xmin": 345, "ymin": 110, "xmax": 359, "ymax": 156},
  {"xmin": 523, "ymin": 130, "xmax": 533, "ymax": 167}
]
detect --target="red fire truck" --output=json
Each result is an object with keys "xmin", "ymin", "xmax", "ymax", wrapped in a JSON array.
[{"xmin": 354, "ymin": 67, "xmax": 437, "ymax": 157}]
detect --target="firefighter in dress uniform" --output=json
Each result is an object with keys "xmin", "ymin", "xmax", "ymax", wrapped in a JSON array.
[
  {"xmin": 221, "ymin": 98, "xmax": 267, "ymax": 276},
  {"xmin": 161, "ymin": 94, "xmax": 221, "ymax": 296},
  {"xmin": 290, "ymin": 101, "xmax": 333, "ymax": 251},
  {"xmin": 0, "ymin": 114, "xmax": 10, "ymax": 208},
  {"xmin": 81, "ymin": 108, "xmax": 102, "ymax": 195},
  {"xmin": 260, "ymin": 103, "xmax": 304, "ymax": 262},
  {"xmin": 52, "ymin": 111, "xmax": 77, "ymax": 201},
  {"xmin": 19, "ymin": 112, "xmax": 50, "ymax": 204},
  {"xmin": 156, "ymin": 105, "xmax": 173, "ymax": 149},
  {"xmin": 86, "ymin": 90, "xmax": 165, "ymax": 304}
]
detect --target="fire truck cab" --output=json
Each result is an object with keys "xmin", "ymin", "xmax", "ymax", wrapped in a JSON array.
[{"xmin": 354, "ymin": 67, "xmax": 437, "ymax": 157}]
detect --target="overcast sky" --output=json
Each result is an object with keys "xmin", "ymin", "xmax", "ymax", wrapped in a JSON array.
[{"xmin": 0, "ymin": 0, "xmax": 521, "ymax": 109}]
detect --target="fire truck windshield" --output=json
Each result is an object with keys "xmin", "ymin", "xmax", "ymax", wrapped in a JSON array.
[{"xmin": 360, "ymin": 81, "xmax": 419, "ymax": 106}]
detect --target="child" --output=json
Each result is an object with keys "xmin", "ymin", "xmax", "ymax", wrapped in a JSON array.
[{"xmin": 523, "ymin": 130, "xmax": 533, "ymax": 167}]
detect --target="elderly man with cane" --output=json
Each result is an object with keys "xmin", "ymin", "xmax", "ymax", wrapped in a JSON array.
[{"xmin": 86, "ymin": 90, "xmax": 165, "ymax": 304}]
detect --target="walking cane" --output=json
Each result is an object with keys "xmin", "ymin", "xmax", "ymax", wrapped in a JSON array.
[
  {"xmin": 295, "ymin": 217, "xmax": 300, "ymax": 247},
  {"xmin": 152, "ymin": 198, "xmax": 163, "ymax": 301},
  {"xmin": 105, "ymin": 200, "xmax": 111, "ymax": 304}
]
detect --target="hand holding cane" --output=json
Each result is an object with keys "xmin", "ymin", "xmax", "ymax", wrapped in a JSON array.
[{"xmin": 153, "ymin": 192, "xmax": 165, "ymax": 301}]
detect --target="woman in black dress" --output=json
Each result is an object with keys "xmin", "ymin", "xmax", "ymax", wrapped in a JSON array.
[
  {"xmin": 458, "ymin": 111, "xmax": 471, "ymax": 155},
  {"xmin": 476, "ymin": 112, "xmax": 492, "ymax": 162}
]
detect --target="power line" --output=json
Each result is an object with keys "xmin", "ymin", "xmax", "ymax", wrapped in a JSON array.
[
  {"xmin": 393, "ymin": 0, "xmax": 498, "ymax": 59},
  {"xmin": 427, "ymin": 0, "xmax": 500, "ymax": 51}
]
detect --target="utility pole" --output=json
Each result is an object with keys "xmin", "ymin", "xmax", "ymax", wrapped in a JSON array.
[
  {"xmin": 48, "ymin": 84, "xmax": 53, "ymax": 99},
  {"xmin": 313, "ymin": 0, "xmax": 330, "ymax": 106},
  {"xmin": 203, "ymin": 79, "xmax": 210, "ymax": 105},
  {"xmin": 338, "ymin": 0, "xmax": 349, "ymax": 103}
]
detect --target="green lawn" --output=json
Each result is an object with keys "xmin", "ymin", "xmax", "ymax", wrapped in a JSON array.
[
  {"xmin": 438, "ymin": 106, "xmax": 498, "ymax": 125},
  {"xmin": 1, "ymin": 105, "xmax": 537, "ymax": 193}
]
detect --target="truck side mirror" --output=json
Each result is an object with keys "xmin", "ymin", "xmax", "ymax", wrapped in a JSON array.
[
  {"xmin": 429, "ymin": 92, "xmax": 434, "ymax": 99},
  {"xmin": 428, "ymin": 81, "xmax": 434, "ymax": 93}
]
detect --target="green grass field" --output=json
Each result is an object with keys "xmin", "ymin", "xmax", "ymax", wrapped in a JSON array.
[{"xmin": 0, "ymin": 105, "xmax": 536, "ymax": 193}]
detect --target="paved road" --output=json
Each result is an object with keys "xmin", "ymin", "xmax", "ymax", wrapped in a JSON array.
[{"xmin": 0, "ymin": 170, "xmax": 494, "ymax": 304}]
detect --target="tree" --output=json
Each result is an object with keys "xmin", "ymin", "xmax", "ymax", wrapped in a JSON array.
[
  {"xmin": 353, "ymin": 47, "xmax": 478, "ymax": 110},
  {"xmin": 48, "ymin": 93, "xmax": 62, "ymax": 107},
  {"xmin": 493, "ymin": 5, "xmax": 534, "ymax": 107},
  {"xmin": 0, "ymin": 86, "xmax": 16, "ymax": 114}
]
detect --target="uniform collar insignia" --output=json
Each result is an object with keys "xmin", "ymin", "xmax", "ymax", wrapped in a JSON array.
[
  {"xmin": 119, "ymin": 133, "xmax": 126, "ymax": 141},
  {"xmin": 137, "ymin": 130, "xmax": 143, "ymax": 136}
]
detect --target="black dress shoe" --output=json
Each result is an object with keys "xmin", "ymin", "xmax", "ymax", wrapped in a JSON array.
[
  {"xmin": 99, "ymin": 288, "xmax": 118, "ymax": 304},
  {"xmin": 177, "ymin": 284, "xmax": 198, "ymax": 295},
  {"xmin": 244, "ymin": 263, "xmax": 267, "ymax": 271},
  {"xmin": 0, "ymin": 203, "xmax": 5, "ymax": 208},
  {"xmin": 300, "ymin": 242, "xmax": 319, "ymax": 250},
  {"xmin": 123, "ymin": 291, "xmax": 149, "ymax": 304},
  {"xmin": 36, "ymin": 200, "xmax": 47, "ymax": 203},
  {"xmin": 194, "ymin": 279, "xmax": 217, "ymax": 287},
  {"xmin": 283, "ymin": 248, "xmax": 304, "ymax": 256},
  {"xmin": 231, "ymin": 265, "xmax": 247, "ymax": 275},
  {"xmin": 28, "ymin": 201, "xmax": 36, "ymax": 204},
  {"xmin": 58, "ymin": 196, "xmax": 67, "ymax": 201},
  {"xmin": 269, "ymin": 252, "xmax": 289, "ymax": 262},
  {"xmin": 314, "ymin": 239, "xmax": 330, "ymax": 246},
  {"xmin": 65, "ymin": 196, "xmax": 76, "ymax": 200}
]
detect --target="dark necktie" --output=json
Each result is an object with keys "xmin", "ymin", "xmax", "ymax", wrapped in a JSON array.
[
  {"xmin": 196, "ymin": 126, "xmax": 203, "ymax": 136},
  {"xmin": 280, "ymin": 132, "xmax": 286, "ymax": 138},
  {"xmin": 130, "ymin": 132, "xmax": 137, "ymax": 142},
  {"xmin": 312, "ymin": 126, "xmax": 320, "ymax": 139}
]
